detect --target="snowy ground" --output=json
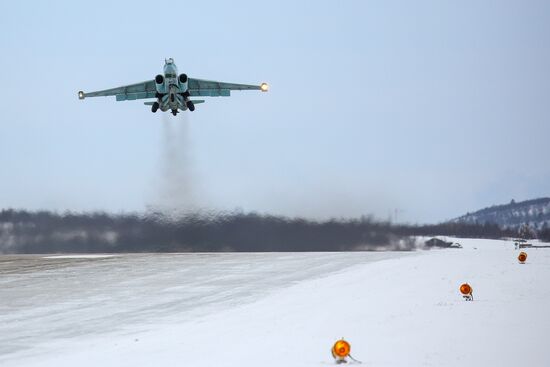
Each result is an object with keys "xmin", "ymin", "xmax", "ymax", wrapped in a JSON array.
[{"xmin": 1, "ymin": 239, "xmax": 549, "ymax": 366}]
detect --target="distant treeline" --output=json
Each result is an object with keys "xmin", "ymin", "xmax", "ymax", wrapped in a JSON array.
[
  {"xmin": 539, "ymin": 228, "xmax": 550, "ymax": 242},
  {"xmin": 0, "ymin": 209, "xmax": 532, "ymax": 254}
]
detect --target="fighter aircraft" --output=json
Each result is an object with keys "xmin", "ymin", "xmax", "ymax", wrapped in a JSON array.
[{"xmin": 78, "ymin": 58, "xmax": 268, "ymax": 115}]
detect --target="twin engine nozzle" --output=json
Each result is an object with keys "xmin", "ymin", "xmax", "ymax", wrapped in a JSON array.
[{"xmin": 154, "ymin": 73, "xmax": 188, "ymax": 94}]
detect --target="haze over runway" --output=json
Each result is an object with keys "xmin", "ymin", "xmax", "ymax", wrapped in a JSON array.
[{"xmin": 0, "ymin": 1, "xmax": 549, "ymax": 222}]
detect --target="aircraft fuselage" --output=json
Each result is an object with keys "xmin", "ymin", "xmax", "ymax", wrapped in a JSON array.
[{"xmin": 155, "ymin": 58, "xmax": 194, "ymax": 115}]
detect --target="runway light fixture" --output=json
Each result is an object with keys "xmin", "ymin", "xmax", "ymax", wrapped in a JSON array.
[
  {"xmin": 260, "ymin": 82, "xmax": 269, "ymax": 92},
  {"xmin": 460, "ymin": 283, "xmax": 473, "ymax": 301},
  {"xmin": 331, "ymin": 339, "xmax": 351, "ymax": 364},
  {"xmin": 518, "ymin": 251, "xmax": 527, "ymax": 264}
]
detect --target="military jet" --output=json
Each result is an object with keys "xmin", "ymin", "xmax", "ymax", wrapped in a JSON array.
[{"xmin": 78, "ymin": 58, "xmax": 268, "ymax": 115}]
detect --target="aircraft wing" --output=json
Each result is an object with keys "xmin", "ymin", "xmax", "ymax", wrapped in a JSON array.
[
  {"xmin": 188, "ymin": 78, "xmax": 267, "ymax": 97},
  {"xmin": 78, "ymin": 80, "xmax": 157, "ymax": 101}
]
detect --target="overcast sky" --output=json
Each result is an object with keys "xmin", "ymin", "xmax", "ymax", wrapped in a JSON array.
[{"xmin": 0, "ymin": 1, "xmax": 549, "ymax": 223}]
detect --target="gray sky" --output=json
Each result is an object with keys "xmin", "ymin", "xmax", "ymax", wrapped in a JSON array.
[{"xmin": 0, "ymin": 1, "xmax": 549, "ymax": 223}]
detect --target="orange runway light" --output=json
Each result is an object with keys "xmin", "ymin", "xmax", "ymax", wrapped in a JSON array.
[
  {"xmin": 332, "ymin": 339, "xmax": 351, "ymax": 363},
  {"xmin": 459, "ymin": 283, "xmax": 473, "ymax": 301},
  {"xmin": 518, "ymin": 251, "xmax": 527, "ymax": 264}
]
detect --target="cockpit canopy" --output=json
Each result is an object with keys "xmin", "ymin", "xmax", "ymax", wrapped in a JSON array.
[{"xmin": 163, "ymin": 58, "xmax": 178, "ymax": 78}]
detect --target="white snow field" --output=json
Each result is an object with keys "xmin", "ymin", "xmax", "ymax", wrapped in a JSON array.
[{"xmin": 1, "ymin": 238, "xmax": 549, "ymax": 367}]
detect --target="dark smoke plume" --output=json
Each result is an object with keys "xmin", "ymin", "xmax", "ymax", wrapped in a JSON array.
[{"xmin": 154, "ymin": 114, "xmax": 199, "ymax": 215}]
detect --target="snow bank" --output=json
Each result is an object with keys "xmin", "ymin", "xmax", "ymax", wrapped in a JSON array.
[{"xmin": 1, "ymin": 239, "xmax": 549, "ymax": 366}]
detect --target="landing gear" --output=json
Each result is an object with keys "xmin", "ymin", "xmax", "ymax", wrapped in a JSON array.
[
  {"xmin": 171, "ymin": 109, "xmax": 178, "ymax": 116},
  {"xmin": 151, "ymin": 101, "xmax": 159, "ymax": 113},
  {"xmin": 178, "ymin": 91, "xmax": 195, "ymax": 112}
]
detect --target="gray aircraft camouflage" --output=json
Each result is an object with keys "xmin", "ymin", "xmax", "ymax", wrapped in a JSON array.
[{"xmin": 78, "ymin": 58, "xmax": 268, "ymax": 115}]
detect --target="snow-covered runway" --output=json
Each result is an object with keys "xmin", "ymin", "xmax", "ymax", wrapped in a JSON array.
[{"xmin": 1, "ymin": 239, "xmax": 549, "ymax": 366}]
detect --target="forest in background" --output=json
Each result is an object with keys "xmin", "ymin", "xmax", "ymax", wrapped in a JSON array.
[{"xmin": 1, "ymin": 209, "xmax": 540, "ymax": 254}]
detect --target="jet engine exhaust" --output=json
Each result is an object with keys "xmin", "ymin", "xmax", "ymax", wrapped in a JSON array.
[
  {"xmin": 155, "ymin": 113, "xmax": 198, "ymax": 213},
  {"xmin": 155, "ymin": 74, "xmax": 166, "ymax": 94},
  {"xmin": 179, "ymin": 74, "xmax": 188, "ymax": 93}
]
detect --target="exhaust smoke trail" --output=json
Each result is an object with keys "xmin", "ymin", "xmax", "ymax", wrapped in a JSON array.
[{"xmin": 155, "ymin": 113, "xmax": 199, "ymax": 215}]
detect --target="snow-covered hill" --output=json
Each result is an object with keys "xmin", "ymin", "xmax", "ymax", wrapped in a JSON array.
[
  {"xmin": 1, "ymin": 240, "xmax": 549, "ymax": 367},
  {"xmin": 453, "ymin": 197, "xmax": 550, "ymax": 230}
]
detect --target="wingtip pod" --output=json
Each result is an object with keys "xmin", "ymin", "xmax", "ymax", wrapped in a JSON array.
[
  {"xmin": 78, "ymin": 91, "xmax": 85, "ymax": 100},
  {"xmin": 260, "ymin": 82, "xmax": 269, "ymax": 92}
]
